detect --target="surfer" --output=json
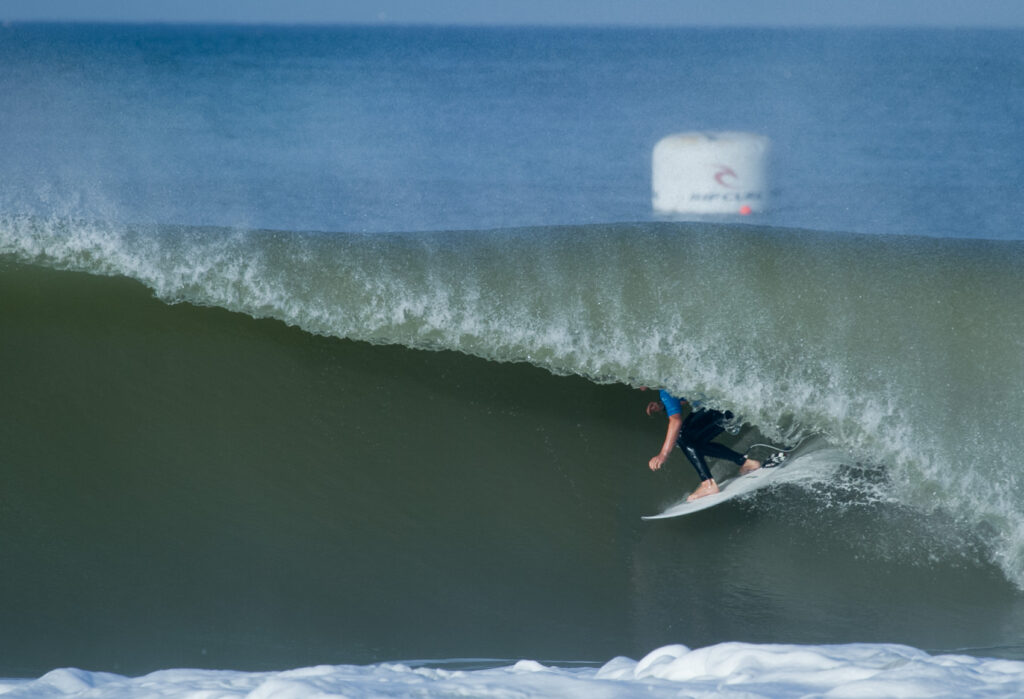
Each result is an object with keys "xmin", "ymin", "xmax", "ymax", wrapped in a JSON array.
[{"xmin": 645, "ymin": 390, "xmax": 761, "ymax": 501}]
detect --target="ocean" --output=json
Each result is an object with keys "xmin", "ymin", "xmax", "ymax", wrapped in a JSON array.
[{"xmin": 1, "ymin": 22, "xmax": 1023, "ymax": 697}]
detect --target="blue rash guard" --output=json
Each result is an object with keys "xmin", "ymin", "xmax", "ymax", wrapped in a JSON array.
[
  {"xmin": 659, "ymin": 391, "xmax": 703, "ymax": 415},
  {"xmin": 658, "ymin": 390, "xmax": 684, "ymax": 416}
]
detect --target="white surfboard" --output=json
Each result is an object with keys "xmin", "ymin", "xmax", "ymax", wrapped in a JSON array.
[{"xmin": 642, "ymin": 463, "xmax": 787, "ymax": 520}]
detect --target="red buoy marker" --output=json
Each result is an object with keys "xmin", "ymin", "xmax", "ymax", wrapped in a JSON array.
[{"xmin": 739, "ymin": 205, "xmax": 752, "ymax": 215}]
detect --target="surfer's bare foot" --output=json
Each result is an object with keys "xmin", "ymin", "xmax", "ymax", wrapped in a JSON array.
[
  {"xmin": 739, "ymin": 458, "xmax": 762, "ymax": 474},
  {"xmin": 686, "ymin": 480, "xmax": 720, "ymax": 501}
]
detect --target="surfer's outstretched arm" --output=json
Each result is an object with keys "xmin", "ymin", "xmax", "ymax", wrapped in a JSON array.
[{"xmin": 649, "ymin": 413, "xmax": 683, "ymax": 471}]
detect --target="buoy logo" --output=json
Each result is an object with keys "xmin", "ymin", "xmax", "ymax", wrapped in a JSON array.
[
  {"xmin": 713, "ymin": 164, "xmax": 739, "ymax": 189},
  {"xmin": 651, "ymin": 131, "xmax": 770, "ymax": 214}
]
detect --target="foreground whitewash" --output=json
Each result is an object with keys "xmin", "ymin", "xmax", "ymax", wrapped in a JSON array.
[{"xmin": 3, "ymin": 643, "xmax": 1024, "ymax": 699}]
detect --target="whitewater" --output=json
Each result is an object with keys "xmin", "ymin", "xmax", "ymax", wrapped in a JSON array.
[{"xmin": 3, "ymin": 644, "xmax": 1024, "ymax": 698}]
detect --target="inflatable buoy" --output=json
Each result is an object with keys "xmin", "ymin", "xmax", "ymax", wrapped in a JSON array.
[{"xmin": 652, "ymin": 131, "xmax": 770, "ymax": 215}]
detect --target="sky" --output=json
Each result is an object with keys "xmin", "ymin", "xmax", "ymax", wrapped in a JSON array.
[{"xmin": 4, "ymin": 0, "xmax": 1024, "ymax": 27}]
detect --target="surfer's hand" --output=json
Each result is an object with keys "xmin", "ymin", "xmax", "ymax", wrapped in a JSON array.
[
  {"xmin": 649, "ymin": 454, "xmax": 667, "ymax": 471},
  {"xmin": 645, "ymin": 401, "xmax": 663, "ymax": 416}
]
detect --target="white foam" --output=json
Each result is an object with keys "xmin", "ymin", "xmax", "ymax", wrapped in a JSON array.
[{"xmin": 2, "ymin": 643, "xmax": 1022, "ymax": 699}]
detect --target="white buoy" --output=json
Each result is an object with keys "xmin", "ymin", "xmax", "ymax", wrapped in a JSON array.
[{"xmin": 652, "ymin": 131, "xmax": 770, "ymax": 215}]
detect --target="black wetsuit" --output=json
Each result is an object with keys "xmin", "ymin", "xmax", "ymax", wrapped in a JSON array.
[
  {"xmin": 676, "ymin": 408, "xmax": 746, "ymax": 482},
  {"xmin": 660, "ymin": 391, "xmax": 745, "ymax": 482}
]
